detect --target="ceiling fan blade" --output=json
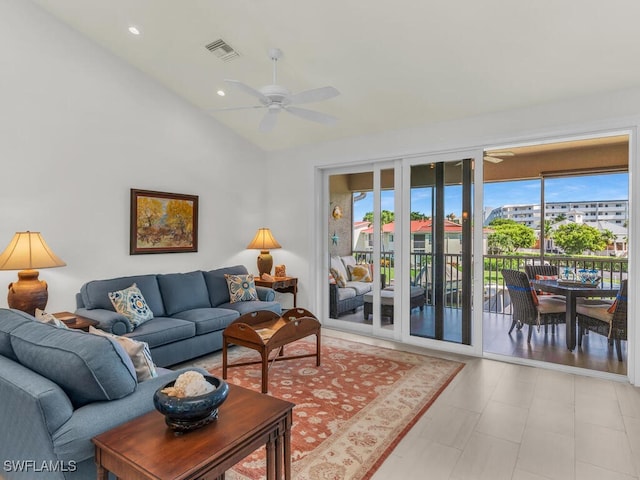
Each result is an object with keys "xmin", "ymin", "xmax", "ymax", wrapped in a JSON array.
[
  {"xmin": 224, "ymin": 79, "xmax": 269, "ymax": 104},
  {"xmin": 483, "ymin": 156, "xmax": 505, "ymax": 164},
  {"xmin": 290, "ymin": 86, "xmax": 340, "ymax": 105},
  {"xmin": 209, "ymin": 105, "xmax": 266, "ymax": 112},
  {"xmin": 285, "ymin": 106, "xmax": 337, "ymax": 124},
  {"xmin": 259, "ymin": 108, "xmax": 280, "ymax": 132}
]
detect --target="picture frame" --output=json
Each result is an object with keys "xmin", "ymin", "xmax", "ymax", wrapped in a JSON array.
[{"xmin": 130, "ymin": 189, "xmax": 198, "ymax": 255}]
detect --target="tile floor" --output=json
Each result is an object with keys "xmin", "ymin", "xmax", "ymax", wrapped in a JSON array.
[{"xmin": 323, "ymin": 328, "xmax": 640, "ymax": 480}]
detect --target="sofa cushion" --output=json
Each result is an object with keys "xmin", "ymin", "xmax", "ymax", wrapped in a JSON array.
[
  {"xmin": 157, "ymin": 271, "xmax": 211, "ymax": 316},
  {"xmin": 225, "ymin": 274, "xmax": 258, "ymax": 303},
  {"xmin": 10, "ymin": 322, "xmax": 137, "ymax": 408},
  {"xmin": 81, "ymin": 274, "xmax": 165, "ymax": 317},
  {"xmin": 172, "ymin": 308, "xmax": 239, "ymax": 335},
  {"xmin": 218, "ymin": 300, "xmax": 282, "ymax": 317},
  {"xmin": 89, "ymin": 326, "xmax": 157, "ymax": 382},
  {"xmin": 125, "ymin": 316, "xmax": 196, "ymax": 349},
  {"xmin": 108, "ymin": 283, "xmax": 154, "ymax": 329},
  {"xmin": 0, "ymin": 308, "xmax": 35, "ymax": 360},
  {"xmin": 203, "ymin": 265, "xmax": 249, "ymax": 307}
]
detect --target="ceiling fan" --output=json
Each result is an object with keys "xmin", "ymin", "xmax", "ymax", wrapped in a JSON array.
[
  {"xmin": 483, "ymin": 151, "xmax": 515, "ymax": 163},
  {"xmin": 215, "ymin": 48, "xmax": 339, "ymax": 132}
]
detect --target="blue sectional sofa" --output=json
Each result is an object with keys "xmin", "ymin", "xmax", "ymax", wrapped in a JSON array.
[
  {"xmin": 75, "ymin": 265, "xmax": 282, "ymax": 367},
  {"xmin": 0, "ymin": 307, "xmax": 205, "ymax": 480}
]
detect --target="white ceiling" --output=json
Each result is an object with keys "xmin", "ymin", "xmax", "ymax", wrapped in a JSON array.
[{"xmin": 30, "ymin": 0, "xmax": 640, "ymax": 152}]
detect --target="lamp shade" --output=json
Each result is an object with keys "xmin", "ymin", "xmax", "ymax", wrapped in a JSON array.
[
  {"xmin": 0, "ymin": 232, "xmax": 66, "ymax": 270},
  {"xmin": 0, "ymin": 232, "xmax": 66, "ymax": 316},
  {"xmin": 246, "ymin": 228, "xmax": 282, "ymax": 251},
  {"xmin": 246, "ymin": 228, "xmax": 281, "ymax": 277}
]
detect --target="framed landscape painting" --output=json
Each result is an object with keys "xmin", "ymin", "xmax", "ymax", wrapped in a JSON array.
[{"xmin": 130, "ymin": 189, "xmax": 198, "ymax": 254}]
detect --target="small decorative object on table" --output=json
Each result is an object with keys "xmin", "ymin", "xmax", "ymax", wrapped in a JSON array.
[
  {"xmin": 275, "ymin": 264, "xmax": 286, "ymax": 277},
  {"xmin": 153, "ymin": 371, "xmax": 229, "ymax": 433}
]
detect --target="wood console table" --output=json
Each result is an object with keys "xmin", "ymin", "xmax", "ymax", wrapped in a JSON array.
[
  {"xmin": 254, "ymin": 276, "xmax": 298, "ymax": 307},
  {"xmin": 92, "ymin": 384, "xmax": 294, "ymax": 480}
]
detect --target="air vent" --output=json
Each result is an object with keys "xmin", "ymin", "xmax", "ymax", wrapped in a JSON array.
[{"xmin": 205, "ymin": 39, "xmax": 239, "ymax": 62}]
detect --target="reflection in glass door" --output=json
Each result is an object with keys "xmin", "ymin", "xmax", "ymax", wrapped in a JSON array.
[
  {"xmin": 326, "ymin": 165, "xmax": 398, "ymax": 338},
  {"xmin": 408, "ymin": 160, "xmax": 472, "ymax": 344}
]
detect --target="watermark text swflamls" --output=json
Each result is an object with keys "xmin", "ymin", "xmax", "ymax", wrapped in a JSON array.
[{"xmin": 4, "ymin": 460, "xmax": 77, "ymax": 473}]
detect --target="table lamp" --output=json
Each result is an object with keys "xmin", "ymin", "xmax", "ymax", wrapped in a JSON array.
[
  {"xmin": 0, "ymin": 231, "xmax": 66, "ymax": 316},
  {"xmin": 246, "ymin": 228, "xmax": 281, "ymax": 276}
]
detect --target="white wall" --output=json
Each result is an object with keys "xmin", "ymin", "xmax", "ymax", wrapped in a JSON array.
[{"xmin": 0, "ymin": 0, "xmax": 268, "ymax": 312}]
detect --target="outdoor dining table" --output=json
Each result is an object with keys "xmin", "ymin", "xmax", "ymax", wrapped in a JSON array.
[{"xmin": 530, "ymin": 279, "xmax": 618, "ymax": 351}]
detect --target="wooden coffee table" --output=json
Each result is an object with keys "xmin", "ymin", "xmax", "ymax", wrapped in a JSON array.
[
  {"xmin": 92, "ymin": 383, "xmax": 294, "ymax": 480},
  {"xmin": 223, "ymin": 308, "xmax": 321, "ymax": 393}
]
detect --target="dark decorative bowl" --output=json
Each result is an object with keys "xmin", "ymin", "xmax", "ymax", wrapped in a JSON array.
[{"xmin": 153, "ymin": 374, "xmax": 229, "ymax": 433}]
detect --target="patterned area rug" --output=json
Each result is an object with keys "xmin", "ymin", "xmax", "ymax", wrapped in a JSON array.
[{"xmin": 187, "ymin": 335, "xmax": 463, "ymax": 480}]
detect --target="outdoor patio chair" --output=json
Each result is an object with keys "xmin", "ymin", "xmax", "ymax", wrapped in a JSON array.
[
  {"xmin": 501, "ymin": 269, "xmax": 566, "ymax": 343},
  {"xmin": 577, "ymin": 279, "xmax": 627, "ymax": 361}
]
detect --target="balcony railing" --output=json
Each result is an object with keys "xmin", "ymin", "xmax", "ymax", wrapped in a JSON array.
[{"xmin": 351, "ymin": 250, "xmax": 628, "ymax": 313}]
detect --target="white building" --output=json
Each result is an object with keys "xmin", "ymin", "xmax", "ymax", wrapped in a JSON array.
[{"xmin": 484, "ymin": 200, "xmax": 628, "ymax": 228}]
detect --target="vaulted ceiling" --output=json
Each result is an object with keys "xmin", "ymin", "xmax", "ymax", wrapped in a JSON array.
[{"xmin": 30, "ymin": 0, "xmax": 640, "ymax": 151}]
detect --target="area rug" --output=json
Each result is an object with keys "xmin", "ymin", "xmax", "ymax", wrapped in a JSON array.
[{"xmin": 187, "ymin": 336, "xmax": 463, "ymax": 480}]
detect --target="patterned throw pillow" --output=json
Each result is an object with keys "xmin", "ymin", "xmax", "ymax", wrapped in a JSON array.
[
  {"xmin": 89, "ymin": 326, "xmax": 157, "ymax": 381},
  {"xmin": 224, "ymin": 274, "xmax": 258, "ymax": 303},
  {"xmin": 34, "ymin": 309, "xmax": 69, "ymax": 329},
  {"xmin": 108, "ymin": 283, "xmax": 153, "ymax": 329},
  {"xmin": 348, "ymin": 264, "xmax": 372, "ymax": 283},
  {"xmin": 330, "ymin": 267, "xmax": 347, "ymax": 288}
]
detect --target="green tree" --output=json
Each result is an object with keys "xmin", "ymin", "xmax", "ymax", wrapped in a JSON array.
[
  {"xmin": 600, "ymin": 229, "xmax": 616, "ymax": 248},
  {"xmin": 410, "ymin": 211, "xmax": 430, "ymax": 220},
  {"xmin": 487, "ymin": 219, "xmax": 536, "ymax": 252},
  {"xmin": 543, "ymin": 220, "xmax": 554, "ymax": 240},
  {"xmin": 446, "ymin": 212, "xmax": 459, "ymax": 223},
  {"xmin": 553, "ymin": 223, "xmax": 607, "ymax": 255},
  {"xmin": 362, "ymin": 210, "xmax": 395, "ymax": 224},
  {"xmin": 554, "ymin": 213, "xmax": 567, "ymax": 223}
]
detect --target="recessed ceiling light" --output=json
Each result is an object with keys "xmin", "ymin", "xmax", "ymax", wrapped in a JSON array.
[
  {"xmin": 217, "ymin": 90, "xmax": 225, "ymax": 97},
  {"xmin": 128, "ymin": 26, "xmax": 140, "ymax": 35}
]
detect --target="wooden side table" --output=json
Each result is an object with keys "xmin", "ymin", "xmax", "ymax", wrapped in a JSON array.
[
  {"xmin": 93, "ymin": 384, "xmax": 294, "ymax": 480},
  {"xmin": 53, "ymin": 311, "xmax": 98, "ymax": 331},
  {"xmin": 254, "ymin": 276, "xmax": 298, "ymax": 307}
]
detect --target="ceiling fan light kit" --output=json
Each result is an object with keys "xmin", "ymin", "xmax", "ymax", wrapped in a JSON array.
[{"xmin": 217, "ymin": 48, "xmax": 339, "ymax": 132}]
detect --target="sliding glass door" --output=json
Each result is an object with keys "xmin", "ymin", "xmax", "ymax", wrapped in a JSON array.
[{"xmin": 408, "ymin": 159, "xmax": 473, "ymax": 344}]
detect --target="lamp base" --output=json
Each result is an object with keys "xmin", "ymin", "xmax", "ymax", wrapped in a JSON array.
[
  {"xmin": 257, "ymin": 251, "xmax": 273, "ymax": 277},
  {"xmin": 7, "ymin": 269, "xmax": 48, "ymax": 316}
]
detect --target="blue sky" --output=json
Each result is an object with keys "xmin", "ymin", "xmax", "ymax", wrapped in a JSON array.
[{"xmin": 352, "ymin": 172, "xmax": 628, "ymax": 221}]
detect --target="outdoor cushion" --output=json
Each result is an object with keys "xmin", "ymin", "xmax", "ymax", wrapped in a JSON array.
[
  {"xmin": 340, "ymin": 255, "xmax": 357, "ymax": 280},
  {"xmin": 330, "ymin": 256, "xmax": 350, "ymax": 284},
  {"xmin": 10, "ymin": 322, "xmax": 137, "ymax": 408},
  {"xmin": 345, "ymin": 281, "xmax": 373, "ymax": 296},
  {"xmin": 157, "ymin": 271, "xmax": 210, "ymax": 315},
  {"xmin": 336, "ymin": 287, "xmax": 357, "ymax": 301}
]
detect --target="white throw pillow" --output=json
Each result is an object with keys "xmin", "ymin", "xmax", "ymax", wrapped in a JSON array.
[{"xmin": 89, "ymin": 326, "xmax": 157, "ymax": 381}]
